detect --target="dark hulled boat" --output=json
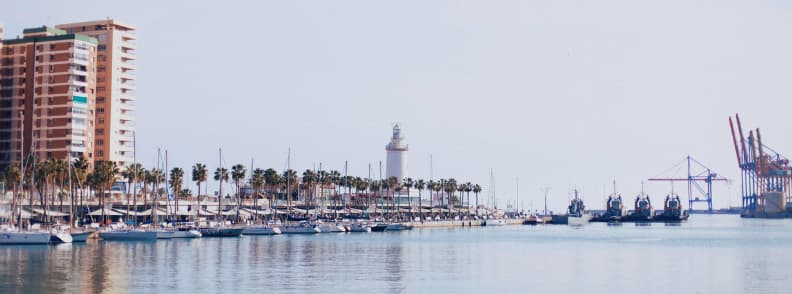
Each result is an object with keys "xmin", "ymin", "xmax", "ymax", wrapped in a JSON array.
[
  {"xmin": 622, "ymin": 194, "xmax": 653, "ymax": 222},
  {"xmin": 198, "ymin": 227, "xmax": 244, "ymax": 237},
  {"xmin": 591, "ymin": 194, "xmax": 624, "ymax": 222},
  {"xmin": 652, "ymin": 194, "xmax": 688, "ymax": 222}
]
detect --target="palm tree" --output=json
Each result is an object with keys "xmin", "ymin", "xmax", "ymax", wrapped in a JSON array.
[
  {"xmin": 415, "ymin": 179, "xmax": 425, "ymax": 222},
  {"xmin": 443, "ymin": 179, "xmax": 457, "ymax": 218},
  {"xmin": 4, "ymin": 165, "xmax": 22, "ymax": 226},
  {"xmin": 473, "ymin": 184, "xmax": 482, "ymax": 216},
  {"xmin": 72, "ymin": 158, "xmax": 90, "ymax": 222},
  {"xmin": 263, "ymin": 168, "xmax": 280, "ymax": 219},
  {"xmin": 250, "ymin": 168, "xmax": 265, "ymax": 223},
  {"xmin": 124, "ymin": 163, "xmax": 144, "ymax": 225},
  {"xmin": 302, "ymin": 169, "xmax": 317, "ymax": 216},
  {"xmin": 149, "ymin": 168, "xmax": 164, "ymax": 224},
  {"xmin": 386, "ymin": 176, "xmax": 399, "ymax": 220},
  {"xmin": 214, "ymin": 167, "xmax": 229, "ymax": 221},
  {"xmin": 94, "ymin": 160, "xmax": 119, "ymax": 225},
  {"xmin": 403, "ymin": 178, "xmax": 414, "ymax": 220},
  {"xmin": 464, "ymin": 182, "xmax": 473, "ymax": 219},
  {"xmin": 192, "ymin": 163, "xmax": 208, "ymax": 221},
  {"xmin": 282, "ymin": 169, "xmax": 298, "ymax": 215},
  {"xmin": 230, "ymin": 164, "xmax": 246, "ymax": 223},
  {"xmin": 428, "ymin": 180, "xmax": 438, "ymax": 217},
  {"xmin": 169, "ymin": 167, "xmax": 185, "ymax": 222}
]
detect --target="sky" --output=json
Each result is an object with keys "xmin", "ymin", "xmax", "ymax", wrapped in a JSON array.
[{"xmin": 3, "ymin": 0, "xmax": 792, "ymax": 211}]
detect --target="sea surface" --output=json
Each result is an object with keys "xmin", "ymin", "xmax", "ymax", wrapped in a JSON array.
[{"xmin": 1, "ymin": 215, "xmax": 791, "ymax": 293}]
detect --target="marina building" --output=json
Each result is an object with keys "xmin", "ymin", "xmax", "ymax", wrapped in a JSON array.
[
  {"xmin": 0, "ymin": 26, "xmax": 98, "ymax": 169},
  {"xmin": 56, "ymin": 20, "xmax": 137, "ymax": 168}
]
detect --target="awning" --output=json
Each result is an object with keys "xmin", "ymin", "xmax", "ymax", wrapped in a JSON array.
[
  {"xmin": 136, "ymin": 209, "xmax": 170, "ymax": 216},
  {"xmin": 28, "ymin": 207, "xmax": 69, "ymax": 217},
  {"xmin": 243, "ymin": 208, "xmax": 272, "ymax": 215},
  {"xmin": 87, "ymin": 209, "xmax": 123, "ymax": 216}
]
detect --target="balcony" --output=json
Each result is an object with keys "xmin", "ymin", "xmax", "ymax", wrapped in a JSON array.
[
  {"xmin": 120, "ymin": 52, "xmax": 136, "ymax": 61},
  {"xmin": 120, "ymin": 71, "xmax": 135, "ymax": 81},
  {"xmin": 119, "ymin": 62, "xmax": 136, "ymax": 70},
  {"xmin": 119, "ymin": 103, "xmax": 136, "ymax": 111},
  {"xmin": 119, "ymin": 113, "xmax": 135, "ymax": 122},
  {"xmin": 119, "ymin": 94, "xmax": 136, "ymax": 102},
  {"xmin": 119, "ymin": 82, "xmax": 136, "ymax": 91}
]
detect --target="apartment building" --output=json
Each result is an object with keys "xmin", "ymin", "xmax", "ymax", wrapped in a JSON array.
[
  {"xmin": 0, "ymin": 26, "xmax": 97, "ymax": 169},
  {"xmin": 56, "ymin": 20, "xmax": 136, "ymax": 168}
]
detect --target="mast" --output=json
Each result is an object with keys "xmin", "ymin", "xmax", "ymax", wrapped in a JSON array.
[
  {"xmin": 286, "ymin": 148, "xmax": 291, "ymax": 218},
  {"xmin": 217, "ymin": 148, "xmax": 222, "ymax": 222}
]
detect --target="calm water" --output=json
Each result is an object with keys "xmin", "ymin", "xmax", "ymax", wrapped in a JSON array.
[{"xmin": 1, "ymin": 215, "xmax": 791, "ymax": 293}]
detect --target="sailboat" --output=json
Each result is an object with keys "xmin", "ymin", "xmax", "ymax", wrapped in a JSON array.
[
  {"xmin": 0, "ymin": 126, "xmax": 53, "ymax": 245},
  {"xmin": 198, "ymin": 148, "xmax": 243, "ymax": 237}
]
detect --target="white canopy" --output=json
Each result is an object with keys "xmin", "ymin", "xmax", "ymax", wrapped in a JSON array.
[
  {"xmin": 87, "ymin": 209, "xmax": 123, "ymax": 216},
  {"xmin": 28, "ymin": 207, "xmax": 69, "ymax": 217}
]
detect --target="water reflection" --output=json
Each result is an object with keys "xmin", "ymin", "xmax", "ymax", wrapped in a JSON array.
[{"xmin": 1, "ymin": 216, "xmax": 792, "ymax": 293}]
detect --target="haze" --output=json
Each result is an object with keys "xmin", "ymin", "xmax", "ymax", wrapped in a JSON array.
[{"xmin": 3, "ymin": 0, "xmax": 791, "ymax": 211}]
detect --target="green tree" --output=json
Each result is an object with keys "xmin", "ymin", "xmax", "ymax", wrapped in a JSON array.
[
  {"xmin": 214, "ymin": 167, "xmax": 229, "ymax": 220},
  {"xmin": 192, "ymin": 163, "xmax": 208, "ymax": 220},
  {"xmin": 231, "ymin": 164, "xmax": 246, "ymax": 222}
]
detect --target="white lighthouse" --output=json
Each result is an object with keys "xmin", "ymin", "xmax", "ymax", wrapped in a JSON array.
[{"xmin": 385, "ymin": 124, "xmax": 408, "ymax": 181}]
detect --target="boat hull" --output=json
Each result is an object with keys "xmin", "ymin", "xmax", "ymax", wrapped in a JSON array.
[
  {"xmin": 242, "ymin": 226, "xmax": 282, "ymax": 235},
  {"xmin": 172, "ymin": 230, "xmax": 202, "ymax": 238},
  {"xmin": 99, "ymin": 231, "xmax": 158, "ymax": 241},
  {"xmin": 371, "ymin": 224, "xmax": 388, "ymax": 232},
  {"xmin": 280, "ymin": 226, "xmax": 320, "ymax": 234},
  {"xmin": 567, "ymin": 214, "xmax": 592, "ymax": 226},
  {"xmin": 70, "ymin": 231, "xmax": 93, "ymax": 242},
  {"xmin": 0, "ymin": 232, "xmax": 51, "ymax": 245},
  {"xmin": 199, "ymin": 228, "xmax": 244, "ymax": 237},
  {"xmin": 482, "ymin": 219, "xmax": 507, "ymax": 226},
  {"xmin": 50, "ymin": 232, "xmax": 73, "ymax": 243}
]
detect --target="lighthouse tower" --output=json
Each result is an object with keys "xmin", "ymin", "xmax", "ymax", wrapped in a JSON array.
[{"xmin": 385, "ymin": 124, "xmax": 408, "ymax": 181}]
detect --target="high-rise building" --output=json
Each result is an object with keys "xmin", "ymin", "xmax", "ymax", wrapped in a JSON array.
[
  {"xmin": 385, "ymin": 124, "xmax": 408, "ymax": 181},
  {"xmin": 56, "ymin": 20, "xmax": 136, "ymax": 168},
  {"xmin": 0, "ymin": 26, "xmax": 97, "ymax": 169}
]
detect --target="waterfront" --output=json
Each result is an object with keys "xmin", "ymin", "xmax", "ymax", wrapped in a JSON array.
[{"xmin": 0, "ymin": 215, "xmax": 790, "ymax": 293}]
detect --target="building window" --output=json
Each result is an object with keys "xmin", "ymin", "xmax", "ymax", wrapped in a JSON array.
[
  {"xmin": 97, "ymin": 87, "xmax": 105, "ymax": 93},
  {"xmin": 97, "ymin": 139, "xmax": 104, "ymax": 146},
  {"xmin": 97, "ymin": 108, "xmax": 104, "ymax": 113},
  {"xmin": 98, "ymin": 45, "xmax": 106, "ymax": 51}
]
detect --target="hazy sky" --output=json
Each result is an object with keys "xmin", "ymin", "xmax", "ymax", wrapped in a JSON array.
[{"xmin": 3, "ymin": 0, "xmax": 791, "ymax": 211}]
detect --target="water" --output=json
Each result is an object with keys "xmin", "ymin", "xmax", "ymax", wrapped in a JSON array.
[{"xmin": 1, "ymin": 215, "xmax": 791, "ymax": 293}]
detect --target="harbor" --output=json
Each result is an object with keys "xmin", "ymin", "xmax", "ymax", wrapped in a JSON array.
[{"xmin": 1, "ymin": 214, "xmax": 790, "ymax": 293}]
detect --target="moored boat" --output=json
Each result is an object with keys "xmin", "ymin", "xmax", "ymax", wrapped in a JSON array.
[
  {"xmin": 172, "ymin": 228, "xmax": 202, "ymax": 238},
  {"xmin": 482, "ymin": 219, "xmax": 507, "ymax": 226},
  {"xmin": 242, "ymin": 226, "xmax": 282, "ymax": 235},
  {"xmin": 99, "ymin": 230, "xmax": 158, "ymax": 241},
  {"xmin": 0, "ymin": 230, "xmax": 52, "ymax": 245},
  {"xmin": 70, "ymin": 231, "xmax": 94, "ymax": 242},
  {"xmin": 317, "ymin": 221, "xmax": 347, "ymax": 233},
  {"xmin": 622, "ymin": 194, "xmax": 653, "ymax": 222},
  {"xmin": 591, "ymin": 193, "xmax": 625, "ymax": 222},
  {"xmin": 198, "ymin": 227, "xmax": 244, "ymax": 237},
  {"xmin": 50, "ymin": 231, "xmax": 73, "ymax": 243},
  {"xmin": 370, "ymin": 223, "xmax": 389, "ymax": 232},
  {"xmin": 348, "ymin": 223, "xmax": 372, "ymax": 232},
  {"xmin": 566, "ymin": 190, "xmax": 592, "ymax": 226},
  {"xmin": 384, "ymin": 223, "xmax": 413, "ymax": 231},
  {"xmin": 652, "ymin": 194, "xmax": 689, "ymax": 222},
  {"xmin": 280, "ymin": 221, "xmax": 321, "ymax": 234}
]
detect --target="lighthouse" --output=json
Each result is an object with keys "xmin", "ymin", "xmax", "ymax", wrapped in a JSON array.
[{"xmin": 385, "ymin": 124, "xmax": 408, "ymax": 181}]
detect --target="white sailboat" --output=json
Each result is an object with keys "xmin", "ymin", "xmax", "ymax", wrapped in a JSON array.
[
  {"xmin": 0, "ymin": 229, "xmax": 51, "ymax": 245},
  {"xmin": 280, "ymin": 221, "xmax": 321, "ymax": 234},
  {"xmin": 242, "ymin": 226, "xmax": 282, "ymax": 235},
  {"xmin": 99, "ymin": 229, "xmax": 158, "ymax": 241}
]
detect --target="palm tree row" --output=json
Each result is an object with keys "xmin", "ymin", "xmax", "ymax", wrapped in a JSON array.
[{"xmin": 3, "ymin": 160, "xmax": 485, "ymax": 225}]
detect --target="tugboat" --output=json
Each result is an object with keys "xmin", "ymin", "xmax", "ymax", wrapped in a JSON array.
[
  {"xmin": 591, "ymin": 194, "xmax": 624, "ymax": 222},
  {"xmin": 622, "ymin": 194, "xmax": 652, "ymax": 222},
  {"xmin": 652, "ymin": 194, "xmax": 688, "ymax": 222},
  {"xmin": 567, "ymin": 190, "xmax": 592, "ymax": 225}
]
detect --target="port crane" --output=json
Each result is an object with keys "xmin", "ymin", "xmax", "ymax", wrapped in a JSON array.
[
  {"xmin": 648, "ymin": 156, "xmax": 727, "ymax": 212},
  {"xmin": 728, "ymin": 114, "xmax": 792, "ymax": 216}
]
